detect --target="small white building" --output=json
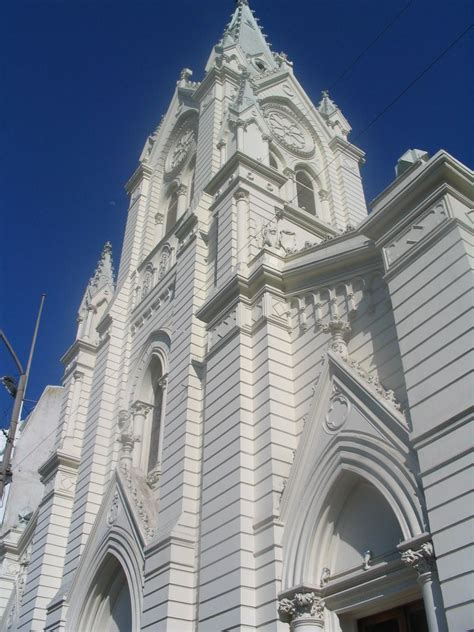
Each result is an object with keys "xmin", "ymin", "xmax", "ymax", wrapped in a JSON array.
[{"xmin": 1, "ymin": 1, "xmax": 472, "ymax": 630}]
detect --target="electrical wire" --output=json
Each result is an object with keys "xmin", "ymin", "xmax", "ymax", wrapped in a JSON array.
[{"xmin": 329, "ymin": 0, "xmax": 414, "ymax": 90}]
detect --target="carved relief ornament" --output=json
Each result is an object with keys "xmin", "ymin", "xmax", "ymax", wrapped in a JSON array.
[
  {"xmin": 278, "ymin": 592, "xmax": 325, "ymax": 625},
  {"xmin": 401, "ymin": 541, "xmax": 435, "ymax": 575}
]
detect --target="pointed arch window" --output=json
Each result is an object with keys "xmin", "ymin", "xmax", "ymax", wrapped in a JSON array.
[
  {"xmin": 131, "ymin": 352, "xmax": 167, "ymax": 489},
  {"xmin": 296, "ymin": 170, "xmax": 317, "ymax": 215}
]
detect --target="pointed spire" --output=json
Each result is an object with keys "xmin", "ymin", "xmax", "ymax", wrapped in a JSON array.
[
  {"xmin": 208, "ymin": 0, "xmax": 277, "ymax": 74},
  {"xmin": 318, "ymin": 90, "xmax": 338, "ymax": 118},
  {"xmin": 89, "ymin": 241, "xmax": 115, "ymax": 294}
]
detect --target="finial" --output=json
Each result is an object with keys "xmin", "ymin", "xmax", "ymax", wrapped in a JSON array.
[{"xmin": 236, "ymin": 0, "xmax": 249, "ymax": 5}]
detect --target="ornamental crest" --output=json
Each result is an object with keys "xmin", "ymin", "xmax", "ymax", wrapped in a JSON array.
[{"xmin": 263, "ymin": 103, "xmax": 315, "ymax": 157}]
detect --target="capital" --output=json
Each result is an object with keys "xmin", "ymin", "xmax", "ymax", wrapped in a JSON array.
[
  {"xmin": 177, "ymin": 183, "xmax": 188, "ymax": 196},
  {"xmin": 130, "ymin": 400, "xmax": 153, "ymax": 418},
  {"xmin": 234, "ymin": 188, "xmax": 249, "ymax": 202},
  {"xmin": 278, "ymin": 592, "xmax": 325, "ymax": 626},
  {"xmin": 319, "ymin": 318, "xmax": 351, "ymax": 358},
  {"xmin": 401, "ymin": 541, "xmax": 435, "ymax": 576}
]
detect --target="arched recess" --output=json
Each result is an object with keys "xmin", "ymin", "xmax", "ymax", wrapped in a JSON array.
[
  {"xmin": 67, "ymin": 523, "xmax": 144, "ymax": 632},
  {"xmin": 281, "ymin": 435, "xmax": 425, "ymax": 591},
  {"xmin": 293, "ymin": 164, "xmax": 330, "ymax": 221},
  {"xmin": 129, "ymin": 332, "xmax": 171, "ymax": 484},
  {"xmin": 296, "ymin": 169, "xmax": 317, "ymax": 215},
  {"xmin": 79, "ymin": 554, "xmax": 132, "ymax": 632},
  {"xmin": 316, "ymin": 472, "xmax": 403, "ymax": 576},
  {"xmin": 164, "ymin": 185, "xmax": 179, "ymax": 234}
]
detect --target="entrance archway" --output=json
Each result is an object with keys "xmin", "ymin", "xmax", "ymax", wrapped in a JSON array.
[{"xmin": 79, "ymin": 554, "xmax": 133, "ymax": 632}]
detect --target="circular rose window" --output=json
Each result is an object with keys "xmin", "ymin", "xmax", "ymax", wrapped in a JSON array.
[{"xmin": 264, "ymin": 104, "xmax": 315, "ymax": 157}]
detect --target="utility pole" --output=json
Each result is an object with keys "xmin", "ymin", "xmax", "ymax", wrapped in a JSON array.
[{"xmin": 0, "ymin": 294, "xmax": 46, "ymax": 500}]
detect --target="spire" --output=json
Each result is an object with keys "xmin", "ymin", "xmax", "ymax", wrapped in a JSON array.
[
  {"xmin": 318, "ymin": 90, "xmax": 338, "ymax": 118},
  {"xmin": 76, "ymin": 242, "xmax": 115, "ymax": 342},
  {"xmin": 89, "ymin": 241, "xmax": 115, "ymax": 294},
  {"xmin": 207, "ymin": 1, "xmax": 277, "ymax": 73}
]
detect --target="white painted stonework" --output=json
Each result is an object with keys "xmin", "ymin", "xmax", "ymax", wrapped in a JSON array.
[{"xmin": 1, "ymin": 2, "xmax": 472, "ymax": 630}]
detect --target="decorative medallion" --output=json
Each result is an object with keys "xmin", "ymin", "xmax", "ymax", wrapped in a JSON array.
[
  {"xmin": 263, "ymin": 103, "xmax": 315, "ymax": 157},
  {"xmin": 324, "ymin": 389, "xmax": 350, "ymax": 433},
  {"xmin": 165, "ymin": 118, "xmax": 196, "ymax": 176}
]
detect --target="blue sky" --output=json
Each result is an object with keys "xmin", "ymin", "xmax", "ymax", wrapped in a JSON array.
[{"xmin": 0, "ymin": 0, "xmax": 472, "ymax": 426}]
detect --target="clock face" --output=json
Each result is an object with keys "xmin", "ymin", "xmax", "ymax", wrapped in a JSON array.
[
  {"xmin": 264, "ymin": 104, "xmax": 315, "ymax": 157},
  {"xmin": 165, "ymin": 121, "xmax": 196, "ymax": 175}
]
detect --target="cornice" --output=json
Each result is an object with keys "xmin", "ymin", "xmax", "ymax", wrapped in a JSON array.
[
  {"xmin": 282, "ymin": 238, "xmax": 379, "ymax": 294},
  {"xmin": 38, "ymin": 450, "xmax": 80, "ymax": 482},
  {"xmin": 364, "ymin": 150, "xmax": 473, "ymax": 239},
  {"xmin": 281, "ymin": 202, "xmax": 339, "ymax": 239},
  {"xmin": 328, "ymin": 135, "xmax": 366, "ymax": 163},
  {"xmin": 125, "ymin": 162, "xmax": 154, "ymax": 195},
  {"xmin": 205, "ymin": 150, "xmax": 287, "ymax": 196},
  {"xmin": 193, "ymin": 66, "xmax": 241, "ymax": 101},
  {"xmin": 253, "ymin": 68, "xmax": 292, "ymax": 92},
  {"xmin": 60, "ymin": 338, "xmax": 98, "ymax": 367},
  {"xmin": 196, "ymin": 263, "xmax": 285, "ymax": 325}
]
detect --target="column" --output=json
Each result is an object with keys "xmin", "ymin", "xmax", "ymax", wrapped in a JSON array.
[
  {"xmin": 278, "ymin": 591, "xmax": 325, "ymax": 631},
  {"xmin": 63, "ymin": 370, "xmax": 84, "ymax": 450},
  {"xmin": 130, "ymin": 401, "xmax": 153, "ymax": 470},
  {"xmin": 217, "ymin": 140, "xmax": 227, "ymax": 167},
  {"xmin": 234, "ymin": 188, "xmax": 249, "ymax": 272},
  {"xmin": 401, "ymin": 541, "xmax": 448, "ymax": 632},
  {"xmin": 176, "ymin": 183, "xmax": 188, "ymax": 218},
  {"xmin": 283, "ymin": 168, "xmax": 296, "ymax": 203},
  {"xmin": 235, "ymin": 119, "xmax": 245, "ymax": 151},
  {"xmin": 117, "ymin": 410, "xmax": 139, "ymax": 472}
]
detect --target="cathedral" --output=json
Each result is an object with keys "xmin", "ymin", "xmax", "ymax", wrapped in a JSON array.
[{"xmin": 1, "ymin": 1, "xmax": 472, "ymax": 630}]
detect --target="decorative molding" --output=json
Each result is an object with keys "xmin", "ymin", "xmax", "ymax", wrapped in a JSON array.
[
  {"xmin": 344, "ymin": 355, "xmax": 403, "ymax": 413},
  {"xmin": 384, "ymin": 200, "xmax": 448, "ymax": 268},
  {"xmin": 318, "ymin": 318, "xmax": 351, "ymax": 358},
  {"xmin": 401, "ymin": 541, "xmax": 435, "ymax": 575},
  {"xmin": 106, "ymin": 491, "xmax": 120, "ymax": 527},
  {"xmin": 208, "ymin": 306, "xmax": 239, "ymax": 349},
  {"xmin": 131, "ymin": 282, "xmax": 175, "ymax": 335},
  {"xmin": 117, "ymin": 410, "xmax": 140, "ymax": 471},
  {"xmin": 146, "ymin": 464, "xmax": 161, "ymax": 490},
  {"xmin": 158, "ymin": 244, "xmax": 172, "ymax": 280},
  {"xmin": 324, "ymin": 388, "xmax": 350, "ymax": 433},
  {"xmin": 121, "ymin": 470, "xmax": 156, "ymax": 539},
  {"xmin": 278, "ymin": 592, "xmax": 325, "ymax": 625}
]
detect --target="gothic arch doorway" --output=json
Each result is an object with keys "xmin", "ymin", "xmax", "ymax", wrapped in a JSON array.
[{"xmin": 79, "ymin": 554, "xmax": 133, "ymax": 632}]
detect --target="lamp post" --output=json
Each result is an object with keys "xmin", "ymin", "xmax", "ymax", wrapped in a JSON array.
[{"xmin": 0, "ymin": 294, "xmax": 46, "ymax": 500}]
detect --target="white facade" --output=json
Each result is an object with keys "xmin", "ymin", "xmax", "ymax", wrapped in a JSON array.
[{"xmin": 1, "ymin": 1, "xmax": 472, "ymax": 630}]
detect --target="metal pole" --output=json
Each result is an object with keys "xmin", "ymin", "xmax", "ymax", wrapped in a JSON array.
[{"xmin": 0, "ymin": 294, "xmax": 46, "ymax": 500}]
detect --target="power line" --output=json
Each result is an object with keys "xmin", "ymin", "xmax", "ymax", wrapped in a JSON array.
[
  {"xmin": 329, "ymin": 0, "xmax": 414, "ymax": 90},
  {"xmin": 286, "ymin": 23, "xmax": 473, "ymax": 208}
]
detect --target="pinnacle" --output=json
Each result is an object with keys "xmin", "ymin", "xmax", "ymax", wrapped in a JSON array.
[{"xmin": 89, "ymin": 241, "xmax": 115, "ymax": 293}]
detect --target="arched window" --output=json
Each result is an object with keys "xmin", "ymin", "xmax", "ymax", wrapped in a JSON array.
[
  {"xmin": 148, "ymin": 378, "xmax": 163, "ymax": 474},
  {"xmin": 133, "ymin": 351, "xmax": 167, "ymax": 487},
  {"xmin": 296, "ymin": 170, "xmax": 317, "ymax": 215},
  {"xmin": 165, "ymin": 191, "xmax": 178, "ymax": 233}
]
